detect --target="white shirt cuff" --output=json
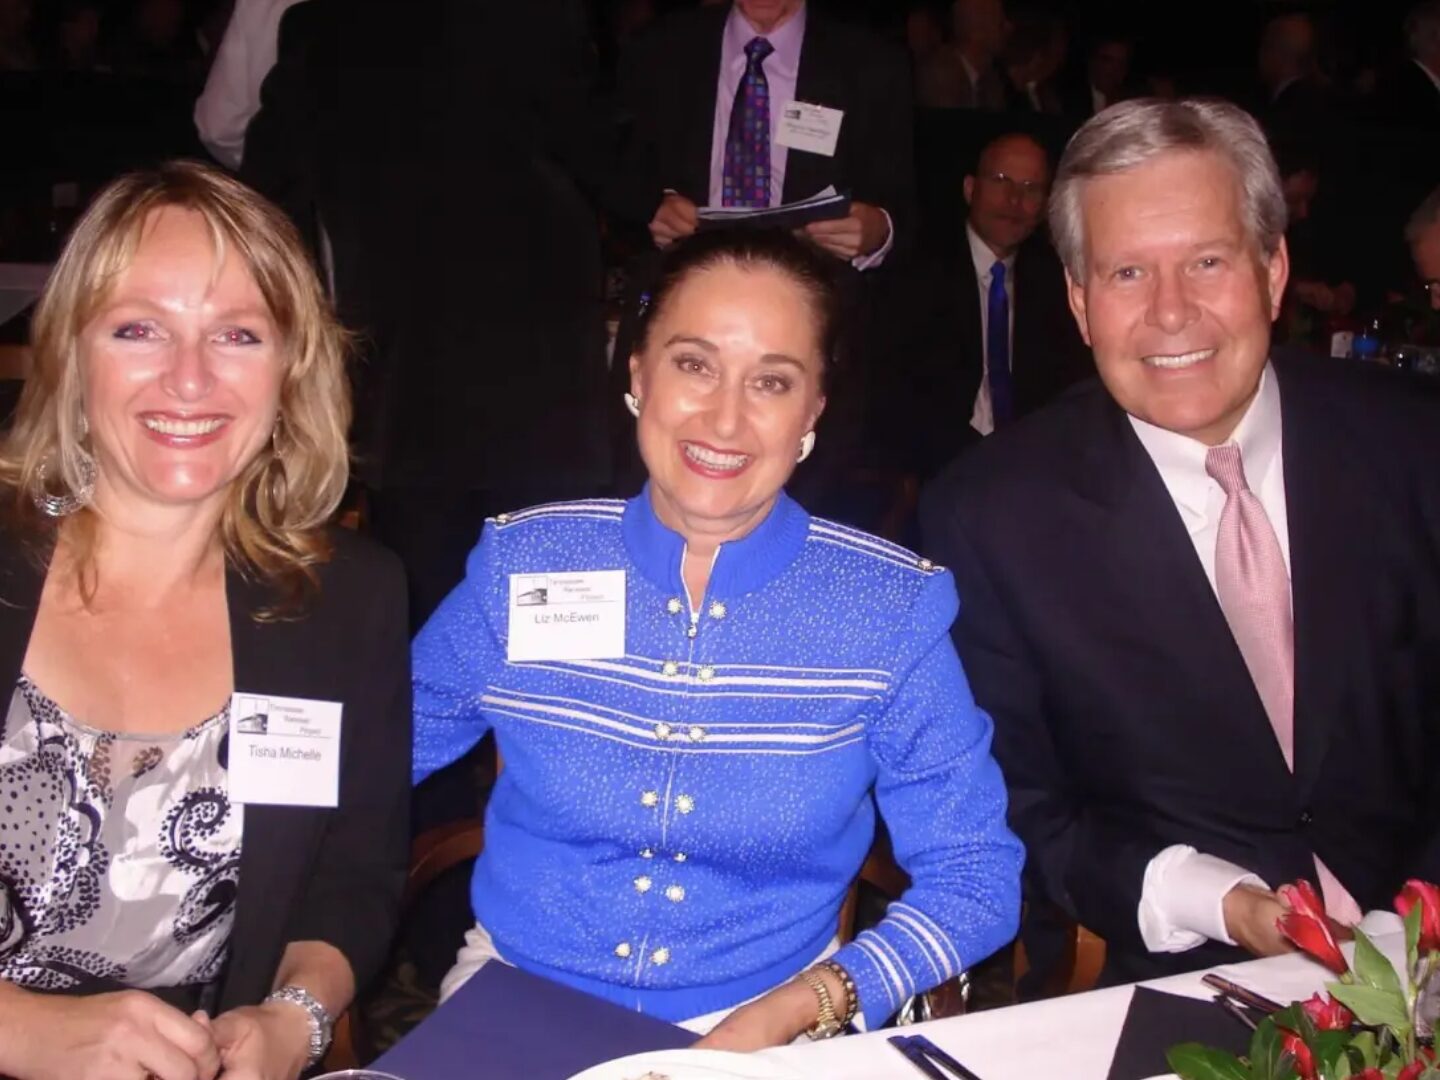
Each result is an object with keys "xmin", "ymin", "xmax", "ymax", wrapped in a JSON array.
[
  {"xmin": 852, "ymin": 208, "xmax": 894, "ymax": 271},
  {"xmin": 1138, "ymin": 845, "xmax": 1267, "ymax": 953}
]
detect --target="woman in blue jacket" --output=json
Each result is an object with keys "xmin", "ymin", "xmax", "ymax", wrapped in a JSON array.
[{"xmin": 412, "ymin": 228, "xmax": 1022, "ymax": 1050}]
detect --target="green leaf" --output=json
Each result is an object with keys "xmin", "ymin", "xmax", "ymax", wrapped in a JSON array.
[
  {"xmin": 1250, "ymin": 1021, "xmax": 1296, "ymax": 1080},
  {"xmin": 1327, "ymin": 981, "xmax": 1412, "ymax": 1032},
  {"xmin": 1311, "ymin": 1029, "xmax": 1352, "ymax": 1078},
  {"xmin": 1354, "ymin": 928, "xmax": 1406, "ymax": 1000},
  {"xmin": 1405, "ymin": 902, "xmax": 1423, "ymax": 979},
  {"xmin": 1349, "ymin": 1030, "xmax": 1380, "ymax": 1068},
  {"xmin": 1165, "ymin": 1043, "xmax": 1252, "ymax": 1080}
]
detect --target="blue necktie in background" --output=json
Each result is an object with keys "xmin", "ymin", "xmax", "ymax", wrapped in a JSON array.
[
  {"xmin": 722, "ymin": 38, "xmax": 775, "ymax": 208},
  {"xmin": 987, "ymin": 261, "xmax": 1014, "ymax": 426}
]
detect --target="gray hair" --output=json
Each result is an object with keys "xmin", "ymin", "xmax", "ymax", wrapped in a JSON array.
[
  {"xmin": 1408, "ymin": 1, "xmax": 1440, "ymax": 59},
  {"xmin": 1048, "ymin": 98, "xmax": 1287, "ymax": 279},
  {"xmin": 1407, "ymin": 185, "xmax": 1440, "ymax": 247}
]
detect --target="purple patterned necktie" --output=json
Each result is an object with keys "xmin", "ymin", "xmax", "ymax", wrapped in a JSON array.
[
  {"xmin": 1206, "ymin": 444, "xmax": 1363, "ymax": 925},
  {"xmin": 722, "ymin": 37, "xmax": 775, "ymax": 208}
]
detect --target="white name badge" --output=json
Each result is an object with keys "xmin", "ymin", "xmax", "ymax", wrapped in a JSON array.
[
  {"xmin": 507, "ymin": 570, "xmax": 626, "ymax": 663},
  {"xmin": 776, "ymin": 101, "xmax": 844, "ymax": 157},
  {"xmin": 227, "ymin": 693, "xmax": 342, "ymax": 808}
]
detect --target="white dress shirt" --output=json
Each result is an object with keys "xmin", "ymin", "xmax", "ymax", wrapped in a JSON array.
[
  {"xmin": 705, "ymin": 3, "xmax": 892, "ymax": 270},
  {"xmin": 966, "ymin": 224, "xmax": 1015, "ymax": 437},
  {"xmin": 1127, "ymin": 366, "xmax": 1288, "ymax": 952},
  {"xmin": 194, "ymin": 0, "xmax": 307, "ymax": 168}
]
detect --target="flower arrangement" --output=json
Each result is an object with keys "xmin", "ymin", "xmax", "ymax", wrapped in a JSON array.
[{"xmin": 1167, "ymin": 880, "xmax": 1440, "ymax": 1080}]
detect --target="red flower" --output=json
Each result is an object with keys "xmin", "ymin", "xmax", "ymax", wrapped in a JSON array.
[
  {"xmin": 1353, "ymin": 1071, "xmax": 1384, "ymax": 1080},
  {"xmin": 1300, "ymin": 992, "xmax": 1354, "ymax": 1031},
  {"xmin": 1399, "ymin": 1063, "xmax": 1426, "ymax": 1080},
  {"xmin": 1396, "ymin": 880, "xmax": 1440, "ymax": 955},
  {"xmin": 1277, "ymin": 880, "xmax": 1349, "ymax": 975},
  {"xmin": 1280, "ymin": 1030, "xmax": 1317, "ymax": 1080}
]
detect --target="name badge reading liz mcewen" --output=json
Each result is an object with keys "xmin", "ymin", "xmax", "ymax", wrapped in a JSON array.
[
  {"xmin": 507, "ymin": 570, "xmax": 626, "ymax": 663},
  {"xmin": 228, "ymin": 693, "xmax": 342, "ymax": 808},
  {"xmin": 776, "ymin": 101, "xmax": 844, "ymax": 157}
]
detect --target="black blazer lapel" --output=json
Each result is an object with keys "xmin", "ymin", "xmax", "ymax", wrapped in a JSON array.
[
  {"xmin": 952, "ymin": 249, "xmax": 985, "ymax": 408},
  {"xmin": 782, "ymin": 16, "xmax": 845, "ymax": 204},
  {"xmin": 1277, "ymin": 365, "xmax": 1373, "ymax": 803},
  {"xmin": 221, "ymin": 569, "xmax": 328, "ymax": 1008},
  {"xmin": 0, "ymin": 539, "xmax": 46, "ymax": 696},
  {"xmin": 683, "ymin": 9, "xmax": 726, "ymax": 202},
  {"xmin": 1069, "ymin": 401, "xmax": 1293, "ymax": 774}
]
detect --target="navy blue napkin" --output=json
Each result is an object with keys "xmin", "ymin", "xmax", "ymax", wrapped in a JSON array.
[
  {"xmin": 1106, "ymin": 986, "xmax": 1253, "ymax": 1080},
  {"xmin": 371, "ymin": 963, "xmax": 698, "ymax": 1080}
]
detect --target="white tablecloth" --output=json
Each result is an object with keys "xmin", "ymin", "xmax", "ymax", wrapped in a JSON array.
[{"xmin": 756, "ymin": 917, "xmax": 1405, "ymax": 1080}]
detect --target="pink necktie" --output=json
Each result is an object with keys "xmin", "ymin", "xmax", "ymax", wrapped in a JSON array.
[{"xmin": 1206, "ymin": 445, "xmax": 1363, "ymax": 925}]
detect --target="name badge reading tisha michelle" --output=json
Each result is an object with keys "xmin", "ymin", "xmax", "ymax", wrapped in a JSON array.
[
  {"xmin": 507, "ymin": 570, "xmax": 626, "ymax": 663},
  {"xmin": 227, "ymin": 693, "xmax": 342, "ymax": 808}
]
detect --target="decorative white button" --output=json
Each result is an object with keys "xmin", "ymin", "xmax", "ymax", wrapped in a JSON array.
[
  {"xmin": 665, "ymin": 884, "xmax": 686, "ymax": 903},
  {"xmin": 640, "ymin": 848, "xmax": 654, "ymax": 859},
  {"xmin": 641, "ymin": 790, "xmax": 659, "ymax": 807},
  {"xmin": 634, "ymin": 875, "xmax": 653, "ymax": 893},
  {"xmin": 918, "ymin": 558, "xmax": 935, "ymax": 571},
  {"xmin": 495, "ymin": 513, "xmax": 510, "ymax": 524},
  {"xmin": 654, "ymin": 722, "xmax": 672, "ymax": 740},
  {"xmin": 697, "ymin": 666, "xmax": 715, "ymax": 682},
  {"xmin": 673, "ymin": 852, "xmax": 688, "ymax": 863},
  {"xmin": 675, "ymin": 793, "xmax": 695, "ymax": 814},
  {"xmin": 615, "ymin": 942, "xmax": 632, "ymax": 958},
  {"xmin": 662, "ymin": 661, "xmax": 679, "ymax": 677},
  {"xmin": 686, "ymin": 624, "xmax": 698, "ymax": 639},
  {"xmin": 666, "ymin": 598, "xmax": 683, "ymax": 615},
  {"xmin": 688, "ymin": 727, "xmax": 706, "ymax": 742},
  {"xmin": 651, "ymin": 947, "xmax": 671, "ymax": 965},
  {"xmin": 708, "ymin": 601, "xmax": 727, "ymax": 619}
]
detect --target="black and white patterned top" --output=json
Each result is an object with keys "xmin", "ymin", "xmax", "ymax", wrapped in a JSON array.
[{"xmin": 0, "ymin": 676, "xmax": 242, "ymax": 992}]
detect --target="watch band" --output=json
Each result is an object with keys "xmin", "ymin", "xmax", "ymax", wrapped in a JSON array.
[
  {"xmin": 799, "ymin": 967, "xmax": 842, "ymax": 1040},
  {"xmin": 264, "ymin": 984, "xmax": 334, "ymax": 1068}
]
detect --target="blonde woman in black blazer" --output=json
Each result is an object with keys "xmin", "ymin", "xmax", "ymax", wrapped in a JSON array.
[{"xmin": 0, "ymin": 162, "xmax": 409, "ymax": 1080}]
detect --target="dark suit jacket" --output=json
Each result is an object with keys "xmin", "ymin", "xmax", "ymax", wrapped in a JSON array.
[
  {"xmin": 243, "ymin": 0, "xmax": 614, "ymax": 494},
  {"xmin": 613, "ymin": 4, "xmax": 916, "ymax": 253},
  {"xmin": 872, "ymin": 230, "xmax": 1093, "ymax": 478},
  {"xmin": 920, "ymin": 356, "xmax": 1440, "ymax": 982},
  {"xmin": 0, "ymin": 528, "xmax": 412, "ymax": 1008}
]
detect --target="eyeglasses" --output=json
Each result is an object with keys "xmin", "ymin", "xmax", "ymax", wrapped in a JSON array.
[{"xmin": 978, "ymin": 171, "xmax": 1049, "ymax": 202}]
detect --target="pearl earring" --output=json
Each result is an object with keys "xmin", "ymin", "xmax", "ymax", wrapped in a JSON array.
[
  {"xmin": 624, "ymin": 392, "xmax": 641, "ymax": 418},
  {"xmin": 797, "ymin": 431, "xmax": 816, "ymax": 463}
]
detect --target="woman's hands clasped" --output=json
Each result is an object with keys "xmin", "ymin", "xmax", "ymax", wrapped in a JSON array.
[
  {"xmin": 205, "ymin": 1001, "xmax": 313, "ymax": 1080},
  {"xmin": 0, "ymin": 988, "xmax": 221, "ymax": 1080}
]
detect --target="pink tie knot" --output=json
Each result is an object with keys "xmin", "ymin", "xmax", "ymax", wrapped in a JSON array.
[{"xmin": 1205, "ymin": 443, "xmax": 1250, "ymax": 496}]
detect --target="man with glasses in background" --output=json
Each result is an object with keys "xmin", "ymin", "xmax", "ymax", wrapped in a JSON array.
[
  {"xmin": 875, "ymin": 131, "xmax": 1091, "ymax": 478},
  {"xmin": 1409, "ymin": 186, "xmax": 1440, "ymax": 311}
]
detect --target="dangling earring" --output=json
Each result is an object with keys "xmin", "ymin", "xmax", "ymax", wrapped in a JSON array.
[
  {"xmin": 624, "ymin": 392, "xmax": 642, "ymax": 418},
  {"xmin": 797, "ymin": 431, "xmax": 816, "ymax": 463},
  {"xmin": 34, "ymin": 455, "xmax": 96, "ymax": 517}
]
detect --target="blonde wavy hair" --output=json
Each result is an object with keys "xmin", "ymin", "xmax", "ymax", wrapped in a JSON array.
[{"xmin": 0, "ymin": 160, "xmax": 352, "ymax": 613}]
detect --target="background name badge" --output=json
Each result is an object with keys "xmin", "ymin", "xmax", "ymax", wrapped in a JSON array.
[
  {"xmin": 228, "ymin": 693, "xmax": 343, "ymax": 808},
  {"xmin": 507, "ymin": 570, "xmax": 626, "ymax": 662}
]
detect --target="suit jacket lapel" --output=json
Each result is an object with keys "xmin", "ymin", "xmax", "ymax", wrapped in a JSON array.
[
  {"xmin": 953, "ymin": 249, "xmax": 984, "ymax": 407},
  {"xmin": 222, "ymin": 568, "xmax": 325, "ymax": 1007},
  {"xmin": 783, "ymin": 16, "xmax": 842, "ymax": 204},
  {"xmin": 1277, "ymin": 363, "xmax": 1368, "ymax": 801},
  {"xmin": 1069, "ymin": 399, "xmax": 1294, "ymax": 774},
  {"xmin": 687, "ymin": 10, "xmax": 727, "ymax": 203}
]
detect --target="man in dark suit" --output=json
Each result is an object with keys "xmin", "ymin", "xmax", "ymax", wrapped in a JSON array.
[
  {"xmin": 875, "ymin": 132, "xmax": 1091, "ymax": 479},
  {"xmin": 1378, "ymin": 0, "xmax": 1440, "ymax": 130},
  {"xmin": 617, "ymin": 0, "xmax": 914, "ymax": 265},
  {"xmin": 242, "ymin": 0, "xmax": 615, "ymax": 628},
  {"xmin": 922, "ymin": 98, "xmax": 1440, "ymax": 984},
  {"xmin": 1255, "ymin": 12, "xmax": 1330, "ymax": 135}
]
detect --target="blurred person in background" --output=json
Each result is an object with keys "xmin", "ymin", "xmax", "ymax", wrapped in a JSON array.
[
  {"xmin": 948, "ymin": 0, "xmax": 1009, "ymax": 109},
  {"xmin": 195, "ymin": 0, "xmax": 308, "ymax": 169},
  {"xmin": 1064, "ymin": 29, "xmax": 1133, "ymax": 119},
  {"xmin": 1256, "ymin": 12, "xmax": 1330, "ymax": 133},
  {"xmin": 1001, "ymin": 12, "xmax": 1065, "ymax": 114},
  {"xmin": 1408, "ymin": 186, "xmax": 1440, "ymax": 311},
  {"xmin": 0, "ymin": 0, "xmax": 37, "ymax": 70}
]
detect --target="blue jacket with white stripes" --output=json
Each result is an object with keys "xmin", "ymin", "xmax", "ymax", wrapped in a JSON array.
[{"xmin": 411, "ymin": 487, "xmax": 1023, "ymax": 1028}]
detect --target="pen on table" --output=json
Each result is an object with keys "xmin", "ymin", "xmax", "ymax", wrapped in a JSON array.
[
  {"xmin": 1201, "ymin": 973, "xmax": 1282, "ymax": 1015},
  {"xmin": 905, "ymin": 1033, "xmax": 987, "ymax": 1080},
  {"xmin": 1213, "ymin": 993, "xmax": 1260, "ymax": 1032},
  {"xmin": 888, "ymin": 1035, "xmax": 948, "ymax": 1080}
]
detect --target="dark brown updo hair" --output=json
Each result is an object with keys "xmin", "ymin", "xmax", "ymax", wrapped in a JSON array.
[{"xmin": 632, "ymin": 227, "xmax": 845, "ymax": 389}]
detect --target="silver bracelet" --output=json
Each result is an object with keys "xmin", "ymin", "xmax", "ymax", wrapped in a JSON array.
[{"xmin": 263, "ymin": 984, "xmax": 334, "ymax": 1069}]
